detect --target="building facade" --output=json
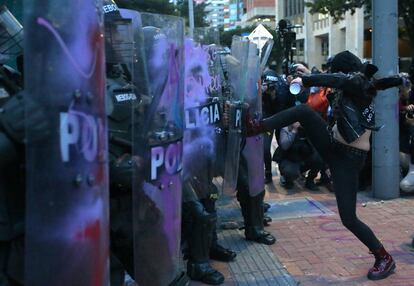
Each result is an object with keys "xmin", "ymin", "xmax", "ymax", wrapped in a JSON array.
[
  {"xmin": 224, "ymin": 0, "xmax": 244, "ymax": 31},
  {"xmin": 205, "ymin": 0, "xmax": 230, "ymax": 28},
  {"xmin": 242, "ymin": 0, "xmax": 276, "ymax": 28},
  {"xmin": 276, "ymin": 0, "xmax": 365, "ymax": 70}
]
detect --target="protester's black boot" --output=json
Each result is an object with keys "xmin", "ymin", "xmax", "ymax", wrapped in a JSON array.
[
  {"xmin": 184, "ymin": 201, "xmax": 224, "ymax": 285},
  {"xmin": 239, "ymin": 191, "xmax": 276, "ymax": 245},
  {"xmin": 305, "ymin": 176, "xmax": 319, "ymax": 191},
  {"xmin": 367, "ymin": 245, "xmax": 396, "ymax": 280}
]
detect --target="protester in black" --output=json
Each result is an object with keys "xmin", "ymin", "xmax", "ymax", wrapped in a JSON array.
[{"xmin": 244, "ymin": 51, "xmax": 405, "ymax": 281}]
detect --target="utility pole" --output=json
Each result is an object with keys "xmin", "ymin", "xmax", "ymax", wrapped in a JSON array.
[
  {"xmin": 372, "ymin": 0, "xmax": 399, "ymax": 199},
  {"xmin": 236, "ymin": 0, "xmax": 240, "ymax": 21},
  {"xmin": 189, "ymin": 0, "xmax": 195, "ymax": 38}
]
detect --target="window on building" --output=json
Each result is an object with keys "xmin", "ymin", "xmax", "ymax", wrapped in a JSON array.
[
  {"xmin": 321, "ymin": 38, "xmax": 329, "ymax": 56},
  {"xmin": 284, "ymin": 0, "xmax": 288, "ymax": 17},
  {"xmin": 295, "ymin": 0, "xmax": 299, "ymax": 15},
  {"xmin": 296, "ymin": 39, "xmax": 304, "ymax": 56}
]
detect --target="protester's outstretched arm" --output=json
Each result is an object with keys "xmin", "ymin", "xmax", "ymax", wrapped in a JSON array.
[
  {"xmin": 372, "ymin": 76, "xmax": 403, "ymax": 91},
  {"xmin": 301, "ymin": 73, "xmax": 350, "ymax": 89}
]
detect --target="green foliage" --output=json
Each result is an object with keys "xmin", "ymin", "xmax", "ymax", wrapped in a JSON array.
[
  {"xmin": 399, "ymin": 0, "xmax": 414, "ymax": 49},
  {"xmin": 116, "ymin": 0, "xmax": 208, "ymax": 28},
  {"xmin": 176, "ymin": 0, "xmax": 208, "ymax": 27},
  {"xmin": 305, "ymin": 0, "xmax": 369, "ymax": 23},
  {"xmin": 116, "ymin": 0, "xmax": 177, "ymax": 15}
]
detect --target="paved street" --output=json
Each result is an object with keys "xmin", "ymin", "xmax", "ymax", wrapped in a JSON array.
[{"xmin": 191, "ymin": 173, "xmax": 414, "ymax": 286}]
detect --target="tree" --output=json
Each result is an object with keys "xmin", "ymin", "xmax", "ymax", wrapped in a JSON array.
[
  {"xmin": 116, "ymin": 0, "xmax": 177, "ymax": 15},
  {"xmin": 305, "ymin": 0, "xmax": 414, "ymax": 54},
  {"xmin": 116, "ymin": 0, "xmax": 208, "ymax": 29},
  {"xmin": 176, "ymin": 0, "xmax": 208, "ymax": 27}
]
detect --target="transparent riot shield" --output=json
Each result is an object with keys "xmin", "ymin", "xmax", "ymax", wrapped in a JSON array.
[
  {"xmin": 242, "ymin": 41, "xmax": 265, "ymax": 197},
  {"xmin": 222, "ymin": 36, "xmax": 250, "ymax": 195},
  {"xmin": 260, "ymin": 39, "xmax": 274, "ymax": 72},
  {"xmin": 183, "ymin": 38, "xmax": 220, "ymax": 200},
  {"xmin": 119, "ymin": 8, "xmax": 149, "ymax": 99},
  {"xmin": 24, "ymin": 1, "xmax": 109, "ymax": 285},
  {"xmin": 132, "ymin": 13, "xmax": 185, "ymax": 286},
  {"xmin": 203, "ymin": 44, "xmax": 227, "ymax": 181}
]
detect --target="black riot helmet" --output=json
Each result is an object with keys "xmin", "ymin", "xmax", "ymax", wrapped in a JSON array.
[
  {"xmin": 262, "ymin": 69, "xmax": 279, "ymax": 87},
  {"xmin": 262, "ymin": 69, "xmax": 286, "ymax": 92},
  {"xmin": 0, "ymin": 6, "xmax": 23, "ymax": 62},
  {"xmin": 103, "ymin": 0, "xmax": 134, "ymax": 65}
]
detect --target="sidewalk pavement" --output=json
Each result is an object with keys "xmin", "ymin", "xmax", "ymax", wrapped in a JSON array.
[{"xmin": 191, "ymin": 175, "xmax": 414, "ymax": 286}]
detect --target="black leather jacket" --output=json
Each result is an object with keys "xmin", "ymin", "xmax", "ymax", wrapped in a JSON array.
[{"xmin": 302, "ymin": 73, "xmax": 402, "ymax": 143}]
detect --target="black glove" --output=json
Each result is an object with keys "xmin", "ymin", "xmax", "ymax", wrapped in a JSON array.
[{"xmin": 0, "ymin": 91, "xmax": 50, "ymax": 144}]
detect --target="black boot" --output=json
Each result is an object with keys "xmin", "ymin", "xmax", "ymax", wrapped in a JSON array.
[
  {"xmin": 209, "ymin": 213, "xmax": 236, "ymax": 262},
  {"xmin": 263, "ymin": 202, "xmax": 271, "ymax": 213},
  {"xmin": 305, "ymin": 176, "xmax": 319, "ymax": 191},
  {"xmin": 263, "ymin": 215, "xmax": 272, "ymax": 226},
  {"xmin": 187, "ymin": 262, "xmax": 224, "ymax": 285},
  {"xmin": 183, "ymin": 201, "xmax": 224, "ymax": 285},
  {"xmin": 239, "ymin": 191, "xmax": 276, "ymax": 245},
  {"xmin": 210, "ymin": 243, "xmax": 236, "ymax": 262},
  {"xmin": 263, "ymin": 202, "xmax": 272, "ymax": 225},
  {"xmin": 201, "ymin": 189, "xmax": 237, "ymax": 263},
  {"xmin": 304, "ymin": 168, "xmax": 320, "ymax": 191}
]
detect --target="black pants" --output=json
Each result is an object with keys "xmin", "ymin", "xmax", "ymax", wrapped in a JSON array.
[
  {"xmin": 263, "ymin": 130, "xmax": 275, "ymax": 174},
  {"xmin": 278, "ymin": 151, "xmax": 324, "ymax": 183},
  {"xmin": 263, "ymin": 104, "xmax": 382, "ymax": 251}
]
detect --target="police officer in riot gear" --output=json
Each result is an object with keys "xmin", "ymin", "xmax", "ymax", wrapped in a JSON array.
[
  {"xmin": 0, "ymin": 6, "xmax": 50, "ymax": 285},
  {"xmin": 181, "ymin": 40, "xmax": 235, "ymax": 285},
  {"xmin": 182, "ymin": 161, "xmax": 236, "ymax": 285},
  {"xmin": 0, "ymin": 57, "xmax": 25, "ymax": 286},
  {"xmin": 0, "ymin": 7, "xmax": 25, "ymax": 285},
  {"xmin": 129, "ymin": 13, "xmax": 189, "ymax": 286},
  {"xmin": 182, "ymin": 184, "xmax": 225, "ymax": 285},
  {"xmin": 102, "ymin": 3, "xmax": 137, "ymax": 285},
  {"xmin": 237, "ymin": 156, "xmax": 276, "ymax": 245},
  {"xmin": 104, "ymin": 4, "xmax": 182, "ymax": 286}
]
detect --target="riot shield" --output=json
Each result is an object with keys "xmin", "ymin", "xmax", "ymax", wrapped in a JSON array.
[
  {"xmin": 260, "ymin": 39, "xmax": 274, "ymax": 72},
  {"xmin": 242, "ymin": 41, "xmax": 265, "ymax": 197},
  {"xmin": 24, "ymin": 1, "xmax": 109, "ymax": 285},
  {"xmin": 203, "ymin": 44, "xmax": 228, "ymax": 180},
  {"xmin": 183, "ymin": 38, "xmax": 221, "ymax": 200},
  {"xmin": 132, "ymin": 13, "xmax": 185, "ymax": 286},
  {"xmin": 221, "ymin": 36, "xmax": 250, "ymax": 195},
  {"xmin": 119, "ymin": 8, "xmax": 149, "ymax": 100}
]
